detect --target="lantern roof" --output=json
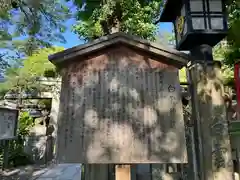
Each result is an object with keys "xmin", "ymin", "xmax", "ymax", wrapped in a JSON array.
[
  {"xmin": 160, "ymin": 0, "xmax": 182, "ymax": 22},
  {"xmin": 49, "ymin": 32, "xmax": 190, "ymax": 69}
]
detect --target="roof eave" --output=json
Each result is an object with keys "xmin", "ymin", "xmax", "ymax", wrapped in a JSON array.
[{"xmin": 49, "ymin": 32, "xmax": 190, "ymax": 69}]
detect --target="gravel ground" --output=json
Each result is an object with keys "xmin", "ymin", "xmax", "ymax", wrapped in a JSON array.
[{"xmin": 0, "ymin": 161, "xmax": 56, "ymax": 180}]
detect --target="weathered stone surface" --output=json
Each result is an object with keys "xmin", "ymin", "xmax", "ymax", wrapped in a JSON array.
[
  {"xmin": 188, "ymin": 62, "xmax": 234, "ymax": 180},
  {"xmin": 56, "ymin": 46, "xmax": 187, "ymax": 164},
  {"xmin": 49, "ymin": 78, "xmax": 62, "ymax": 158},
  {"xmin": 24, "ymin": 124, "xmax": 47, "ymax": 164}
]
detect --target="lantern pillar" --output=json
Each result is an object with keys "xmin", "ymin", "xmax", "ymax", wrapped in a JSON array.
[
  {"xmin": 190, "ymin": 45, "xmax": 214, "ymax": 62},
  {"xmin": 160, "ymin": 0, "xmax": 234, "ymax": 178},
  {"xmin": 188, "ymin": 46, "xmax": 234, "ymax": 179}
]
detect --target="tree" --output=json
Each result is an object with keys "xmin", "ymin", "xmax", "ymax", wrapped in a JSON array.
[
  {"xmin": 71, "ymin": 0, "xmax": 163, "ymax": 41},
  {"xmin": 227, "ymin": 0, "xmax": 240, "ymax": 45},
  {"xmin": 216, "ymin": 0, "xmax": 240, "ymax": 67},
  {"xmin": 156, "ymin": 30, "xmax": 188, "ymax": 83},
  {"xmin": 213, "ymin": 43, "xmax": 234, "ymax": 85},
  {"xmin": 210, "ymin": 0, "xmax": 240, "ymax": 86},
  {"xmin": 1, "ymin": 0, "xmax": 71, "ymax": 44},
  {"xmin": 156, "ymin": 30, "xmax": 175, "ymax": 47},
  {"xmin": 0, "ymin": 111, "xmax": 34, "ymax": 168},
  {"xmin": 0, "ymin": 47, "xmax": 64, "ymax": 97},
  {"xmin": 0, "ymin": 0, "xmax": 71, "ymax": 70},
  {"xmin": 19, "ymin": 47, "xmax": 63, "ymax": 78}
]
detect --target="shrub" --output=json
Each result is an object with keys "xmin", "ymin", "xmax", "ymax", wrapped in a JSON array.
[{"xmin": 0, "ymin": 111, "xmax": 34, "ymax": 168}]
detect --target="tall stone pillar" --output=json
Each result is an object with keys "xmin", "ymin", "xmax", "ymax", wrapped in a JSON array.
[
  {"xmin": 188, "ymin": 45, "xmax": 234, "ymax": 180},
  {"xmin": 49, "ymin": 77, "xmax": 62, "ymax": 159}
]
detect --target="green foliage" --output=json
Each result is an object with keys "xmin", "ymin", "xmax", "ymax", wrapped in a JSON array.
[
  {"xmin": 213, "ymin": 28, "xmax": 239, "ymax": 86},
  {"xmin": 0, "ymin": 0, "xmax": 70, "ymax": 50},
  {"xmin": 0, "ymin": 112, "xmax": 34, "ymax": 168},
  {"xmin": 44, "ymin": 69, "xmax": 57, "ymax": 78},
  {"xmin": 19, "ymin": 47, "xmax": 64, "ymax": 78},
  {"xmin": 217, "ymin": 0, "xmax": 240, "ymax": 67},
  {"xmin": 0, "ymin": 0, "xmax": 70, "ymax": 72},
  {"xmin": 8, "ymin": 112, "xmax": 34, "ymax": 167},
  {"xmin": 0, "ymin": 47, "xmax": 64, "ymax": 98},
  {"xmin": 156, "ymin": 31, "xmax": 175, "ymax": 46},
  {"xmin": 39, "ymin": 99, "xmax": 52, "ymax": 111},
  {"xmin": 224, "ymin": 44, "xmax": 240, "ymax": 66},
  {"xmin": 227, "ymin": 0, "xmax": 240, "ymax": 46},
  {"xmin": 72, "ymin": 0, "xmax": 163, "ymax": 41},
  {"xmin": 18, "ymin": 112, "xmax": 35, "ymax": 138},
  {"xmin": 212, "ymin": 1, "xmax": 240, "ymax": 85},
  {"xmin": 156, "ymin": 30, "xmax": 187, "ymax": 83},
  {"xmin": 81, "ymin": 164, "xmax": 85, "ymax": 180},
  {"xmin": 213, "ymin": 44, "xmax": 234, "ymax": 85},
  {"xmin": 179, "ymin": 67, "xmax": 187, "ymax": 83}
]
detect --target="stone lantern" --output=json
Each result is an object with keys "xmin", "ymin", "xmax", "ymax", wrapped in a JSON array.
[{"xmin": 160, "ymin": 0, "xmax": 228, "ymax": 50}]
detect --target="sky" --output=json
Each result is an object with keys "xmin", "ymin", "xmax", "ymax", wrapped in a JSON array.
[
  {"xmin": 53, "ymin": 0, "xmax": 174, "ymax": 49},
  {"xmin": 54, "ymin": 0, "xmax": 174, "ymax": 49},
  {"xmin": 0, "ymin": 2, "xmax": 174, "ymax": 78},
  {"xmin": 55, "ymin": 21, "xmax": 174, "ymax": 49},
  {"xmin": 0, "ymin": 1, "xmax": 174, "ymax": 57}
]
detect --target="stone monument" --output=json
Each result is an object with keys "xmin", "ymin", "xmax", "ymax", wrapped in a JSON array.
[
  {"xmin": 0, "ymin": 107, "xmax": 18, "ymax": 140},
  {"xmin": 49, "ymin": 32, "xmax": 189, "ymax": 164}
]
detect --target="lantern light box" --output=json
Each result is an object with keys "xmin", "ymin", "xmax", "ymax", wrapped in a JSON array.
[{"xmin": 160, "ymin": 0, "xmax": 228, "ymax": 50}]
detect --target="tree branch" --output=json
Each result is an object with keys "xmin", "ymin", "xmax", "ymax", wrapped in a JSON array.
[
  {"xmin": 19, "ymin": 3, "xmax": 31, "ymax": 25},
  {"xmin": 100, "ymin": 20, "xmax": 110, "ymax": 35},
  {"xmin": 154, "ymin": 18, "xmax": 161, "ymax": 25}
]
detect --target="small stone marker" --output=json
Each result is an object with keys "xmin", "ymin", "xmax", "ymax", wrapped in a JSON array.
[
  {"xmin": 0, "ymin": 107, "xmax": 18, "ymax": 140},
  {"xmin": 49, "ymin": 32, "xmax": 189, "ymax": 164}
]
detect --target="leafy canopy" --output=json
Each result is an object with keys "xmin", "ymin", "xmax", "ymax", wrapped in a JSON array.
[
  {"xmin": 219, "ymin": 0, "xmax": 240, "ymax": 67},
  {"xmin": 71, "ymin": 0, "xmax": 163, "ymax": 41},
  {"xmin": 0, "ymin": 47, "xmax": 64, "ymax": 97},
  {"xmin": 207, "ymin": 0, "xmax": 240, "ymax": 86},
  {"xmin": 213, "ymin": 43, "xmax": 234, "ymax": 85},
  {"xmin": 0, "ymin": 0, "xmax": 70, "ymax": 69}
]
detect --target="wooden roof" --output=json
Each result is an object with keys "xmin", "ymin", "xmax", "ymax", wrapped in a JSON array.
[{"xmin": 49, "ymin": 32, "xmax": 191, "ymax": 69}]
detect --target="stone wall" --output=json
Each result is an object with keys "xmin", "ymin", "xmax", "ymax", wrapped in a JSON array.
[{"xmin": 23, "ymin": 78, "xmax": 61, "ymax": 164}]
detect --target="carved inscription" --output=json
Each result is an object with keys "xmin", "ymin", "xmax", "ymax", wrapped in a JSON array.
[
  {"xmin": 69, "ymin": 73, "xmax": 76, "ymax": 143},
  {"xmin": 58, "ymin": 66, "xmax": 187, "ymax": 164},
  {"xmin": 64, "ymin": 75, "xmax": 70, "ymax": 148},
  {"xmin": 210, "ymin": 118, "xmax": 229, "ymax": 170},
  {"xmin": 210, "ymin": 104, "xmax": 232, "ymax": 171}
]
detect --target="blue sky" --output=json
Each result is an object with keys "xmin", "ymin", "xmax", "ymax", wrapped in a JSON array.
[
  {"xmin": 54, "ymin": 0, "xmax": 174, "ymax": 49},
  {"xmin": 55, "ymin": 21, "xmax": 174, "ymax": 49},
  {"xmin": 1, "ymin": 1, "xmax": 174, "ymax": 53},
  {"xmin": 0, "ymin": 2, "xmax": 174, "ymax": 78}
]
